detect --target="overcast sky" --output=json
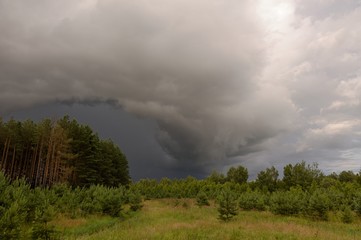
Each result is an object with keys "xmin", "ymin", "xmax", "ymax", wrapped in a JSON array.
[{"xmin": 1, "ymin": 0, "xmax": 361, "ymax": 180}]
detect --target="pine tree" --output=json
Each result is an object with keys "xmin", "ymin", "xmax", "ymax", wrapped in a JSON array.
[
  {"xmin": 217, "ymin": 188, "xmax": 238, "ymax": 221},
  {"xmin": 0, "ymin": 116, "xmax": 130, "ymax": 188}
]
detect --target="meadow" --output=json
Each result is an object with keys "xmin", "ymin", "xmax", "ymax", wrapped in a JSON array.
[{"xmin": 61, "ymin": 199, "xmax": 361, "ymax": 240}]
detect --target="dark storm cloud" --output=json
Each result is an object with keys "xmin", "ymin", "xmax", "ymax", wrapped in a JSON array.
[
  {"xmin": 0, "ymin": 0, "xmax": 298, "ymax": 175},
  {"xmin": 2, "ymin": 0, "xmax": 361, "ymax": 177}
]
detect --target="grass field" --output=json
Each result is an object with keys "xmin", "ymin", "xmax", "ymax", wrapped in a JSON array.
[{"xmin": 61, "ymin": 199, "xmax": 361, "ymax": 240}]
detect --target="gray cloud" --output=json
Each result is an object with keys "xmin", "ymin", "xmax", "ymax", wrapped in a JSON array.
[
  {"xmin": 295, "ymin": 0, "xmax": 361, "ymax": 20},
  {"xmin": 1, "ymin": 0, "xmax": 360, "ymax": 177},
  {"xmin": 0, "ymin": 0, "xmax": 299, "ymax": 175},
  {"xmin": 236, "ymin": 0, "xmax": 361, "ymax": 175}
]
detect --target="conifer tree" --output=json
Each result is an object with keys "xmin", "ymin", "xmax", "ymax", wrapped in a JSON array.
[
  {"xmin": 217, "ymin": 188, "xmax": 238, "ymax": 221},
  {"xmin": 0, "ymin": 116, "xmax": 130, "ymax": 187}
]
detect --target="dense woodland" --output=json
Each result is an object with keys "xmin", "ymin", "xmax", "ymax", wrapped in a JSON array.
[
  {"xmin": 0, "ymin": 116, "xmax": 130, "ymax": 187},
  {"xmin": 1, "ymin": 117, "xmax": 361, "ymax": 239},
  {"xmin": 133, "ymin": 163, "xmax": 361, "ymax": 220}
]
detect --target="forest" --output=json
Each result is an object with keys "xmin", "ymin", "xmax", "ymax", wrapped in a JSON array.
[
  {"xmin": 1, "ymin": 117, "xmax": 361, "ymax": 239},
  {"xmin": 0, "ymin": 116, "xmax": 130, "ymax": 187}
]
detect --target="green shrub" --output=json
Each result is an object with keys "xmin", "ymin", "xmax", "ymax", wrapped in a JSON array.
[
  {"xmin": 51, "ymin": 183, "xmax": 76, "ymax": 215},
  {"xmin": 239, "ymin": 191, "xmax": 268, "ymax": 211},
  {"xmin": 128, "ymin": 191, "xmax": 143, "ymax": 211},
  {"xmin": 79, "ymin": 185, "xmax": 125, "ymax": 216},
  {"xmin": 102, "ymin": 188, "xmax": 126, "ymax": 217},
  {"xmin": 63, "ymin": 187, "xmax": 82, "ymax": 219},
  {"xmin": 270, "ymin": 188, "xmax": 306, "ymax": 216},
  {"xmin": 217, "ymin": 188, "xmax": 238, "ymax": 222},
  {"xmin": 341, "ymin": 205, "xmax": 353, "ymax": 224},
  {"xmin": 196, "ymin": 191, "xmax": 210, "ymax": 207},
  {"xmin": 307, "ymin": 189, "xmax": 330, "ymax": 220},
  {"xmin": 31, "ymin": 202, "xmax": 58, "ymax": 240},
  {"xmin": 326, "ymin": 187, "xmax": 345, "ymax": 211},
  {"xmin": 0, "ymin": 201, "xmax": 27, "ymax": 239},
  {"xmin": 0, "ymin": 177, "xmax": 30, "ymax": 239},
  {"xmin": 353, "ymin": 191, "xmax": 361, "ymax": 216},
  {"xmin": 79, "ymin": 185, "xmax": 105, "ymax": 214}
]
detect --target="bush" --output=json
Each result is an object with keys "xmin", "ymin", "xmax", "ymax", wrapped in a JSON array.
[
  {"xmin": 0, "ymin": 177, "xmax": 30, "ymax": 239},
  {"xmin": 63, "ymin": 187, "xmax": 82, "ymax": 219},
  {"xmin": 79, "ymin": 185, "xmax": 125, "ymax": 216},
  {"xmin": 102, "ymin": 187, "xmax": 126, "ymax": 217},
  {"xmin": 341, "ymin": 205, "xmax": 353, "ymax": 224},
  {"xmin": 0, "ymin": 201, "xmax": 27, "ymax": 239},
  {"xmin": 51, "ymin": 183, "xmax": 76, "ymax": 216},
  {"xmin": 128, "ymin": 191, "xmax": 143, "ymax": 211},
  {"xmin": 326, "ymin": 187, "xmax": 345, "ymax": 211},
  {"xmin": 80, "ymin": 185, "xmax": 103, "ymax": 214},
  {"xmin": 353, "ymin": 191, "xmax": 361, "ymax": 216},
  {"xmin": 307, "ymin": 189, "xmax": 330, "ymax": 220},
  {"xmin": 270, "ymin": 188, "xmax": 306, "ymax": 216},
  {"xmin": 0, "ymin": 171, "xmax": 133, "ymax": 238},
  {"xmin": 239, "ymin": 191, "xmax": 268, "ymax": 211},
  {"xmin": 196, "ymin": 191, "xmax": 210, "ymax": 207},
  {"xmin": 31, "ymin": 201, "xmax": 58, "ymax": 240}
]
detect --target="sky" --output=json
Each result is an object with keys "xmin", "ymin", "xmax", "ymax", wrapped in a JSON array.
[{"xmin": 1, "ymin": 0, "xmax": 361, "ymax": 180}]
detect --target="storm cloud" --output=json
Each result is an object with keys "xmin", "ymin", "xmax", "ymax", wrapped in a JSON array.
[{"xmin": 1, "ymin": 0, "xmax": 361, "ymax": 177}]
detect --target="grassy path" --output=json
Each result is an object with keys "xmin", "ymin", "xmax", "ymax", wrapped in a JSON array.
[{"xmin": 73, "ymin": 199, "xmax": 361, "ymax": 240}]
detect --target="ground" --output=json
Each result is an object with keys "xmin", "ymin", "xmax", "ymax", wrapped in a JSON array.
[{"xmin": 58, "ymin": 199, "xmax": 361, "ymax": 240}]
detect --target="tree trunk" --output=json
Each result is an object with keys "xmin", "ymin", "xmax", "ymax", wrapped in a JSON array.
[
  {"xmin": 19, "ymin": 145, "xmax": 29, "ymax": 178},
  {"xmin": 29, "ymin": 142, "xmax": 39, "ymax": 183},
  {"xmin": 34, "ymin": 138, "xmax": 44, "ymax": 187},
  {"xmin": 51, "ymin": 143, "xmax": 57, "ymax": 184},
  {"xmin": 2, "ymin": 139, "xmax": 11, "ymax": 174},
  {"xmin": 0, "ymin": 138, "xmax": 9, "ymax": 170},
  {"xmin": 9, "ymin": 146, "xmax": 16, "ymax": 179}
]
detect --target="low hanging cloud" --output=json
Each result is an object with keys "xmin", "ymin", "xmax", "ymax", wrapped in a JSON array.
[
  {"xmin": 0, "ymin": 0, "xmax": 298, "ymax": 173},
  {"xmin": 2, "ymin": 0, "xmax": 361, "ymax": 176}
]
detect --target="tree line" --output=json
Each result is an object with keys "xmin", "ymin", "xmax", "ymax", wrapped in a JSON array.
[
  {"xmin": 133, "ymin": 162, "xmax": 361, "ymax": 222},
  {"xmin": 0, "ymin": 116, "xmax": 130, "ymax": 187},
  {"xmin": 134, "ymin": 162, "xmax": 361, "ymax": 198}
]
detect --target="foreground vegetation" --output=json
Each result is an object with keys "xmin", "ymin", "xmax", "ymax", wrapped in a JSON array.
[
  {"xmin": 3, "ymin": 167, "xmax": 361, "ymax": 239},
  {"xmin": 75, "ymin": 199, "xmax": 361, "ymax": 240},
  {"xmin": 0, "ymin": 172, "xmax": 142, "ymax": 239}
]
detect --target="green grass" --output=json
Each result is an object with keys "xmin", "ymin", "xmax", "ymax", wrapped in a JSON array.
[
  {"xmin": 52, "ymin": 215, "xmax": 119, "ymax": 239},
  {"xmin": 65, "ymin": 199, "xmax": 361, "ymax": 240}
]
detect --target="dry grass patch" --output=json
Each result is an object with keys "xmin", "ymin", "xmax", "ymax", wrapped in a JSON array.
[{"xmin": 52, "ymin": 215, "xmax": 87, "ymax": 228}]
